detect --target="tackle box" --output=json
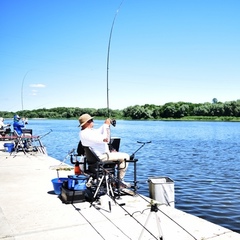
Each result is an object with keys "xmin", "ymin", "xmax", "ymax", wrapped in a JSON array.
[{"xmin": 60, "ymin": 186, "xmax": 86, "ymax": 204}]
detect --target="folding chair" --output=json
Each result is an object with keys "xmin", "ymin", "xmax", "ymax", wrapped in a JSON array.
[
  {"xmin": 76, "ymin": 139, "xmax": 121, "ymax": 174},
  {"xmin": 76, "ymin": 141, "xmax": 137, "ymax": 200},
  {"xmin": 13, "ymin": 130, "xmax": 27, "ymax": 154},
  {"xmin": 83, "ymin": 146, "xmax": 118, "ymax": 180},
  {"xmin": 82, "ymin": 146, "xmax": 124, "ymax": 200},
  {"xmin": 12, "ymin": 129, "xmax": 46, "ymax": 155}
]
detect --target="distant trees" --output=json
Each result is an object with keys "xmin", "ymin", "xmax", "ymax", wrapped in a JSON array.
[{"xmin": 1, "ymin": 100, "xmax": 240, "ymax": 120}]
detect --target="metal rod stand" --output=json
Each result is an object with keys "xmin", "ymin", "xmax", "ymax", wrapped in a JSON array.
[
  {"xmin": 90, "ymin": 169, "xmax": 115, "ymax": 208},
  {"xmin": 126, "ymin": 158, "xmax": 138, "ymax": 193}
]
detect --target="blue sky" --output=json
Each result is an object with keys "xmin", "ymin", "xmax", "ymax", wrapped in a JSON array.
[{"xmin": 1, "ymin": 0, "xmax": 239, "ymax": 112}]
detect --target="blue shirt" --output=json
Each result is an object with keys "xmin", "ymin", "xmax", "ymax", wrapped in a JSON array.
[{"xmin": 13, "ymin": 121, "xmax": 25, "ymax": 135}]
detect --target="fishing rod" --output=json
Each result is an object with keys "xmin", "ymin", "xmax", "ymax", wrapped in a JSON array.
[
  {"xmin": 106, "ymin": 0, "xmax": 125, "ymax": 119},
  {"xmin": 62, "ymin": 148, "xmax": 75, "ymax": 164},
  {"xmin": 21, "ymin": 70, "xmax": 31, "ymax": 111},
  {"xmin": 49, "ymin": 148, "xmax": 75, "ymax": 173},
  {"xmin": 39, "ymin": 129, "xmax": 53, "ymax": 139}
]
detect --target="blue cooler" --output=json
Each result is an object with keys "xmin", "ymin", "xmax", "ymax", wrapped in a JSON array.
[
  {"xmin": 68, "ymin": 175, "xmax": 87, "ymax": 191},
  {"xmin": 4, "ymin": 143, "xmax": 14, "ymax": 152}
]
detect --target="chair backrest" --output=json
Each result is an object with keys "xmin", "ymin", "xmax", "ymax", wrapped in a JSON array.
[
  {"xmin": 82, "ymin": 146, "xmax": 102, "ymax": 177},
  {"xmin": 77, "ymin": 141, "xmax": 85, "ymax": 156},
  {"xmin": 83, "ymin": 146, "xmax": 116, "ymax": 176},
  {"xmin": 22, "ymin": 129, "xmax": 33, "ymax": 136},
  {"xmin": 5, "ymin": 128, "xmax": 11, "ymax": 134},
  {"xmin": 83, "ymin": 146, "xmax": 100, "ymax": 165}
]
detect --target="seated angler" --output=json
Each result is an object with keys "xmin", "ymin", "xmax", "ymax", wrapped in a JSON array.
[
  {"xmin": 13, "ymin": 115, "xmax": 26, "ymax": 135},
  {"xmin": 79, "ymin": 113, "xmax": 130, "ymax": 187},
  {"xmin": 0, "ymin": 117, "xmax": 11, "ymax": 136}
]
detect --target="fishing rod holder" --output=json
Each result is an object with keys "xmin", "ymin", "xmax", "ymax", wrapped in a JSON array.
[
  {"xmin": 126, "ymin": 158, "xmax": 138, "ymax": 193},
  {"xmin": 130, "ymin": 141, "xmax": 151, "ymax": 160}
]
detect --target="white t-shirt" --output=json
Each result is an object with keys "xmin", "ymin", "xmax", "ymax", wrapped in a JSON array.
[{"xmin": 80, "ymin": 124, "xmax": 110, "ymax": 156}]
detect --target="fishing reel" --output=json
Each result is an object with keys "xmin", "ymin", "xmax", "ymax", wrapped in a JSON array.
[{"xmin": 110, "ymin": 119, "xmax": 116, "ymax": 127}]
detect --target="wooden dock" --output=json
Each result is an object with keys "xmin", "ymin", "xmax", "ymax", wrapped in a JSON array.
[{"xmin": 0, "ymin": 142, "xmax": 239, "ymax": 240}]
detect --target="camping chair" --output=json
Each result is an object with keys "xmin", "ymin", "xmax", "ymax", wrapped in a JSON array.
[
  {"xmin": 0, "ymin": 127, "xmax": 11, "ymax": 136},
  {"xmin": 12, "ymin": 129, "xmax": 46, "ymax": 155},
  {"xmin": 76, "ymin": 141, "xmax": 120, "ymax": 178},
  {"xmin": 83, "ymin": 146, "xmax": 118, "ymax": 178},
  {"xmin": 0, "ymin": 127, "xmax": 12, "ymax": 140},
  {"xmin": 82, "ymin": 146, "xmax": 122, "ymax": 197},
  {"xmin": 77, "ymin": 141, "xmax": 136, "ymax": 197},
  {"xmin": 13, "ymin": 130, "xmax": 28, "ymax": 154}
]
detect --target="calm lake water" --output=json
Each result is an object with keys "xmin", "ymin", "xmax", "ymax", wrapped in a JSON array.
[{"xmin": 29, "ymin": 119, "xmax": 240, "ymax": 233}]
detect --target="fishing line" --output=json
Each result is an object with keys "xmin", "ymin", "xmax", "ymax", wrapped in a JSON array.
[
  {"xmin": 89, "ymin": 166, "xmax": 159, "ymax": 239},
  {"xmin": 71, "ymin": 204, "xmax": 105, "ymax": 240},
  {"xmin": 137, "ymin": 194, "xmax": 198, "ymax": 240},
  {"xmin": 92, "ymin": 189, "xmax": 158, "ymax": 239},
  {"xmin": 112, "ymin": 190, "xmax": 197, "ymax": 240},
  {"xmin": 112, "ymin": 197, "xmax": 160, "ymax": 240},
  {"xmin": 106, "ymin": 0, "xmax": 125, "ymax": 118},
  {"xmin": 93, "ymin": 163, "xmax": 197, "ymax": 240},
  {"xmin": 93, "ymin": 204, "xmax": 132, "ymax": 240}
]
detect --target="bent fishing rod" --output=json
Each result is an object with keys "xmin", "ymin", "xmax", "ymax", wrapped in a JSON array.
[{"xmin": 106, "ymin": 0, "xmax": 125, "ymax": 119}]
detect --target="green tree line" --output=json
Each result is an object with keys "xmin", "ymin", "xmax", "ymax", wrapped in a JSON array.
[{"xmin": 1, "ymin": 99, "xmax": 240, "ymax": 121}]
